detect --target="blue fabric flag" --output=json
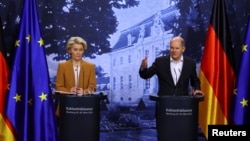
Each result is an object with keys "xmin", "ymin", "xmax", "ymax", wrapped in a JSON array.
[
  {"xmin": 232, "ymin": 17, "xmax": 250, "ymax": 125},
  {"xmin": 5, "ymin": 0, "xmax": 58, "ymax": 140}
]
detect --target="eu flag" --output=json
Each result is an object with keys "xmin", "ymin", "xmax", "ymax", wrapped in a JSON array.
[
  {"xmin": 232, "ymin": 17, "xmax": 250, "ymax": 125},
  {"xmin": 5, "ymin": 0, "xmax": 58, "ymax": 141}
]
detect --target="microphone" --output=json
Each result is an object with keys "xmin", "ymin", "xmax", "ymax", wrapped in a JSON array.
[
  {"xmin": 173, "ymin": 68, "xmax": 177, "ymax": 96},
  {"xmin": 75, "ymin": 65, "xmax": 79, "ymax": 94},
  {"xmin": 178, "ymin": 68, "xmax": 182, "ymax": 95},
  {"xmin": 174, "ymin": 68, "xmax": 177, "ymax": 85},
  {"xmin": 173, "ymin": 68, "xmax": 181, "ymax": 96}
]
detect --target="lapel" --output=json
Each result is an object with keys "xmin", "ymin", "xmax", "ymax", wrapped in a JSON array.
[
  {"xmin": 165, "ymin": 56, "xmax": 175, "ymax": 86},
  {"xmin": 180, "ymin": 57, "xmax": 187, "ymax": 78},
  {"xmin": 78, "ymin": 60, "xmax": 85, "ymax": 87},
  {"xmin": 65, "ymin": 60, "xmax": 76, "ymax": 86},
  {"xmin": 176, "ymin": 57, "xmax": 188, "ymax": 86}
]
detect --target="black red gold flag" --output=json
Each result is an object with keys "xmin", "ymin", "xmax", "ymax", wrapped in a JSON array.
[
  {"xmin": 0, "ymin": 17, "xmax": 15, "ymax": 141},
  {"xmin": 199, "ymin": 0, "xmax": 236, "ymax": 138}
]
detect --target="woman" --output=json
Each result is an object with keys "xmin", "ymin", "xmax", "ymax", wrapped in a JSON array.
[{"xmin": 55, "ymin": 36, "xmax": 97, "ymax": 95}]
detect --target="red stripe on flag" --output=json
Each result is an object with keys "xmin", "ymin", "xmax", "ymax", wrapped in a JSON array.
[
  {"xmin": 0, "ymin": 16, "xmax": 9, "ymax": 119},
  {"xmin": 0, "ymin": 52, "xmax": 9, "ymax": 113}
]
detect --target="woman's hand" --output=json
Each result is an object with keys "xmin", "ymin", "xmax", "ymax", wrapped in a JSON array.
[{"xmin": 70, "ymin": 87, "xmax": 84, "ymax": 94}]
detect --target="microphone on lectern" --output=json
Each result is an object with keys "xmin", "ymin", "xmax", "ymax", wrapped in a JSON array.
[
  {"xmin": 75, "ymin": 65, "xmax": 79, "ymax": 94},
  {"xmin": 173, "ymin": 68, "xmax": 177, "ymax": 96}
]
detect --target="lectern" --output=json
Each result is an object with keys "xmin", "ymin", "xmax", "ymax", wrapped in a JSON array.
[
  {"xmin": 150, "ymin": 95, "xmax": 204, "ymax": 141},
  {"xmin": 55, "ymin": 93, "xmax": 106, "ymax": 141}
]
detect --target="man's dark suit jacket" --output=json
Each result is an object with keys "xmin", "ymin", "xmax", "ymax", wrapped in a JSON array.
[{"xmin": 139, "ymin": 55, "xmax": 201, "ymax": 96}]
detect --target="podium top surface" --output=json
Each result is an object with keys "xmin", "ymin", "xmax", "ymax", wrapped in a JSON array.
[
  {"xmin": 149, "ymin": 95, "xmax": 204, "ymax": 102},
  {"xmin": 54, "ymin": 91, "xmax": 107, "ymax": 99}
]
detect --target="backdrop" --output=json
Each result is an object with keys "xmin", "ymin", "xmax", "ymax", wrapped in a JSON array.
[{"xmin": 1, "ymin": 0, "xmax": 250, "ymax": 140}]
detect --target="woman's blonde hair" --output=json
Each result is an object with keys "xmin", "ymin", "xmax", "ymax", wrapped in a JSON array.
[{"xmin": 66, "ymin": 36, "xmax": 87, "ymax": 52}]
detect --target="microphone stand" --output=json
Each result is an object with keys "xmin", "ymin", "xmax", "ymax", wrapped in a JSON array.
[{"xmin": 75, "ymin": 65, "xmax": 79, "ymax": 95}]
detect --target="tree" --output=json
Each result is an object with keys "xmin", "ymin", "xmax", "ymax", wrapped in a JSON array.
[
  {"xmin": 172, "ymin": 0, "xmax": 211, "ymax": 62},
  {"xmin": 38, "ymin": 0, "xmax": 140, "ymax": 60}
]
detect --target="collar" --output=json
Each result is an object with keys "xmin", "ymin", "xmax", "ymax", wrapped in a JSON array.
[{"xmin": 170, "ymin": 55, "xmax": 184, "ymax": 62}]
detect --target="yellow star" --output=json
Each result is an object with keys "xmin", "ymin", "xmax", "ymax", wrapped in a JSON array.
[
  {"xmin": 28, "ymin": 98, "xmax": 33, "ymax": 105},
  {"xmin": 240, "ymin": 98, "xmax": 248, "ymax": 107},
  {"xmin": 242, "ymin": 44, "xmax": 247, "ymax": 52},
  {"xmin": 13, "ymin": 93, "xmax": 21, "ymax": 102},
  {"xmin": 26, "ymin": 35, "xmax": 31, "ymax": 43},
  {"xmin": 39, "ymin": 92, "xmax": 47, "ymax": 101},
  {"xmin": 38, "ymin": 38, "xmax": 44, "ymax": 46},
  {"xmin": 15, "ymin": 40, "xmax": 20, "ymax": 47}
]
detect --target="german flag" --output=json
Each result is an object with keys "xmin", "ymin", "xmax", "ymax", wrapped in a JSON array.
[
  {"xmin": 0, "ymin": 17, "xmax": 9, "ymax": 113},
  {"xmin": 198, "ymin": 0, "xmax": 236, "ymax": 138},
  {"xmin": 0, "ymin": 17, "xmax": 16, "ymax": 140}
]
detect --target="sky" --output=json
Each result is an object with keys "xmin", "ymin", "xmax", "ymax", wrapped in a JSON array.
[{"xmin": 109, "ymin": 0, "xmax": 170, "ymax": 47}]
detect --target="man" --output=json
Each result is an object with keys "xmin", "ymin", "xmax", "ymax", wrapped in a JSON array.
[{"xmin": 139, "ymin": 36, "xmax": 204, "ymax": 96}]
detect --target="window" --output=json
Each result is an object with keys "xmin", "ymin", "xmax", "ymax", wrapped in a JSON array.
[
  {"xmin": 120, "ymin": 76, "xmax": 123, "ymax": 89},
  {"xmin": 120, "ymin": 57, "xmax": 123, "ymax": 65},
  {"xmin": 113, "ymin": 77, "xmax": 116, "ymax": 90},
  {"xmin": 145, "ymin": 79, "xmax": 150, "ymax": 89},
  {"xmin": 128, "ymin": 55, "xmax": 131, "ymax": 63},
  {"xmin": 128, "ymin": 75, "xmax": 132, "ymax": 89},
  {"xmin": 113, "ymin": 58, "xmax": 116, "ymax": 66}
]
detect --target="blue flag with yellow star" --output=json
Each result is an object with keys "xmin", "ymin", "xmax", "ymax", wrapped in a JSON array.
[
  {"xmin": 232, "ymin": 17, "xmax": 250, "ymax": 125},
  {"xmin": 5, "ymin": 0, "xmax": 58, "ymax": 140}
]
